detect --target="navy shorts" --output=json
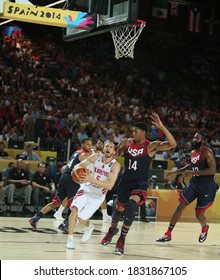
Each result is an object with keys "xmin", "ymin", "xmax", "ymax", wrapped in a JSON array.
[
  {"xmin": 180, "ymin": 177, "xmax": 216, "ymax": 210},
  {"xmin": 56, "ymin": 173, "xmax": 80, "ymax": 203},
  {"xmin": 117, "ymin": 178, "xmax": 148, "ymax": 207}
]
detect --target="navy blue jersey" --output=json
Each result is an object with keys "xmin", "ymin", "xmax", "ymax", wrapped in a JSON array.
[
  {"xmin": 64, "ymin": 149, "xmax": 85, "ymax": 175},
  {"xmin": 122, "ymin": 139, "xmax": 152, "ymax": 181},
  {"xmin": 190, "ymin": 145, "xmax": 214, "ymax": 182},
  {"xmin": 55, "ymin": 149, "xmax": 86, "ymax": 203}
]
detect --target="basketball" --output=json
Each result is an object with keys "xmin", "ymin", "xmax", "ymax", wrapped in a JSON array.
[{"xmin": 71, "ymin": 167, "xmax": 88, "ymax": 184}]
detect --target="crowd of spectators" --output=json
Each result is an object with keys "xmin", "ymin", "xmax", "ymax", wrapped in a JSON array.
[{"xmin": 0, "ymin": 23, "xmax": 220, "ymax": 160}]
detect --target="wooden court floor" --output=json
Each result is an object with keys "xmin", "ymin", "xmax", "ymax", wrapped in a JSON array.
[{"xmin": 0, "ymin": 217, "xmax": 219, "ymax": 260}]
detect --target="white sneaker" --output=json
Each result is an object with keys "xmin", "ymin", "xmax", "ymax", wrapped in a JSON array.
[
  {"xmin": 102, "ymin": 215, "xmax": 112, "ymax": 223},
  {"xmin": 53, "ymin": 211, "xmax": 64, "ymax": 221},
  {"xmin": 81, "ymin": 224, "xmax": 94, "ymax": 243},
  {"xmin": 66, "ymin": 236, "xmax": 75, "ymax": 249}
]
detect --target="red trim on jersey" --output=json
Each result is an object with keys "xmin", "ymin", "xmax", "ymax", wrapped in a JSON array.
[
  {"xmin": 102, "ymin": 189, "xmax": 107, "ymax": 195},
  {"xmin": 191, "ymin": 145, "xmax": 208, "ymax": 159},
  {"xmin": 73, "ymin": 189, "xmax": 84, "ymax": 201},
  {"xmin": 77, "ymin": 149, "xmax": 86, "ymax": 153},
  {"xmin": 67, "ymin": 198, "xmax": 74, "ymax": 208}
]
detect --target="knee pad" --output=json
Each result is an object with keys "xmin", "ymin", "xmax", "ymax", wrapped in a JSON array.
[
  {"xmin": 124, "ymin": 199, "xmax": 138, "ymax": 226},
  {"xmin": 112, "ymin": 209, "xmax": 123, "ymax": 224}
]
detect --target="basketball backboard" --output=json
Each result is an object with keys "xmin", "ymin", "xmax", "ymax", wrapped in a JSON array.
[{"xmin": 63, "ymin": 0, "xmax": 146, "ymax": 41}]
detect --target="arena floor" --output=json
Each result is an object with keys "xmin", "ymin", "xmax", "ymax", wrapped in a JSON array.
[{"xmin": 0, "ymin": 217, "xmax": 219, "ymax": 260}]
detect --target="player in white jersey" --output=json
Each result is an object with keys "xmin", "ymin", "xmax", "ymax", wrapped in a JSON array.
[
  {"xmin": 89, "ymin": 138, "xmax": 112, "ymax": 222},
  {"xmin": 66, "ymin": 140, "xmax": 121, "ymax": 249}
]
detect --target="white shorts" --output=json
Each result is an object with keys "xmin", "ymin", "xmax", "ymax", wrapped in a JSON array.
[{"xmin": 70, "ymin": 185, "xmax": 105, "ymax": 220}]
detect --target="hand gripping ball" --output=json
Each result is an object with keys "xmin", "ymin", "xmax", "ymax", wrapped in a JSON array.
[{"xmin": 71, "ymin": 167, "xmax": 89, "ymax": 184}]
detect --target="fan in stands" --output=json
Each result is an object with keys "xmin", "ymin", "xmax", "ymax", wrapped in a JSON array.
[{"xmin": 71, "ymin": 167, "xmax": 89, "ymax": 184}]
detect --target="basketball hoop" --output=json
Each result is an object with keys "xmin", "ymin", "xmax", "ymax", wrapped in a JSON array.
[{"xmin": 110, "ymin": 20, "xmax": 146, "ymax": 59}]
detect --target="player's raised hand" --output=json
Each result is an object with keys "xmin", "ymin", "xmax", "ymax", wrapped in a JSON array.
[{"xmin": 150, "ymin": 112, "xmax": 163, "ymax": 129}]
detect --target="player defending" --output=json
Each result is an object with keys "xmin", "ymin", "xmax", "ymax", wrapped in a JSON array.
[
  {"xmin": 156, "ymin": 132, "xmax": 216, "ymax": 243},
  {"xmin": 66, "ymin": 140, "xmax": 121, "ymax": 249},
  {"xmin": 101, "ymin": 112, "xmax": 177, "ymax": 255}
]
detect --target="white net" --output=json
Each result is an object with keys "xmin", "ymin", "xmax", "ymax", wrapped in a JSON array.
[{"xmin": 111, "ymin": 22, "xmax": 146, "ymax": 59}]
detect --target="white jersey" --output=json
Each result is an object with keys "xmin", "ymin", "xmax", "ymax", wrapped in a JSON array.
[
  {"xmin": 84, "ymin": 154, "xmax": 116, "ymax": 195},
  {"xmin": 71, "ymin": 154, "xmax": 116, "ymax": 220}
]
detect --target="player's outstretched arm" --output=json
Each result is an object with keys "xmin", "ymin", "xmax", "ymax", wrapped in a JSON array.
[
  {"xmin": 115, "ymin": 138, "xmax": 128, "ymax": 157},
  {"xmin": 148, "ymin": 113, "xmax": 177, "ymax": 155}
]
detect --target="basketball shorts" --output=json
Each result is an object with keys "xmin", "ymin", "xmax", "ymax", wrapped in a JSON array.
[
  {"xmin": 117, "ymin": 179, "xmax": 148, "ymax": 208},
  {"xmin": 70, "ymin": 185, "xmax": 105, "ymax": 220},
  {"xmin": 53, "ymin": 173, "xmax": 80, "ymax": 207},
  {"xmin": 179, "ymin": 177, "xmax": 216, "ymax": 211}
]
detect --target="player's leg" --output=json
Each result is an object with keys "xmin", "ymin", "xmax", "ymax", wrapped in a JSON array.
[
  {"xmin": 115, "ymin": 194, "xmax": 141, "ymax": 255},
  {"xmin": 196, "ymin": 180, "xmax": 216, "ymax": 243},
  {"xmin": 54, "ymin": 197, "xmax": 68, "ymax": 220},
  {"xmin": 101, "ymin": 203, "xmax": 125, "ymax": 246},
  {"xmin": 66, "ymin": 206, "xmax": 78, "ymax": 249},
  {"xmin": 29, "ymin": 195, "xmax": 61, "ymax": 231},
  {"xmin": 78, "ymin": 194, "xmax": 105, "ymax": 243},
  {"xmin": 60, "ymin": 175, "xmax": 81, "ymax": 233},
  {"xmin": 196, "ymin": 208, "xmax": 209, "ymax": 243},
  {"xmin": 101, "ymin": 184, "xmax": 128, "ymax": 247},
  {"xmin": 156, "ymin": 184, "xmax": 195, "ymax": 242},
  {"xmin": 66, "ymin": 189, "xmax": 87, "ymax": 249},
  {"xmin": 100, "ymin": 199, "xmax": 111, "ymax": 223},
  {"xmin": 156, "ymin": 202, "xmax": 187, "ymax": 242}
]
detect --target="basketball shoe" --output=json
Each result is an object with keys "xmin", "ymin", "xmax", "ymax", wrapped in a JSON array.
[
  {"xmin": 199, "ymin": 225, "xmax": 209, "ymax": 243},
  {"xmin": 29, "ymin": 218, "xmax": 37, "ymax": 231},
  {"xmin": 101, "ymin": 227, "xmax": 119, "ymax": 246},
  {"xmin": 81, "ymin": 224, "xmax": 94, "ymax": 243},
  {"xmin": 58, "ymin": 222, "xmax": 68, "ymax": 234},
  {"xmin": 102, "ymin": 215, "xmax": 112, "ymax": 223},
  {"xmin": 156, "ymin": 232, "xmax": 171, "ymax": 242},
  {"xmin": 115, "ymin": 237, "xmax": 125, "ymax": 255},
  {"xmin": 66, "ymin": 236, "xmax": 75, "ymax": 249}
]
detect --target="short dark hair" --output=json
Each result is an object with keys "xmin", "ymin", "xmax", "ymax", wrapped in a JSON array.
[
  {"xmin": 81, "ymin": 138, "xmax": 92, "ymax": 144},
  {"xmin": 38, "ymin": 161, "xmax": 46, "ymax": 167},
  {"xmin": 134, "ymin": 122, "xmax": 148, "ymax": 132},
  {"xmin": 197, "ymin": 132, "xmax": 205, "ymax": 139},
  {"xmin": 97, "ymin": 138, "xmax": 104, "ymax": 144}
]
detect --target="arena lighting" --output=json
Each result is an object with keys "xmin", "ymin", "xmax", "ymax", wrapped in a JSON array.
[{"xmin": 0, "ymin": 0, "xmax": 67, "ymax": 26}]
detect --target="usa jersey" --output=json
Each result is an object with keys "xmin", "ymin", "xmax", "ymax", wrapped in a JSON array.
[
  {"xmin": 64, "ymin": 149, "xmax": 85, "ymax": 175},
  {"xmin": 122, "ymin": 139, "xmax": 152, "ymax": 181},
  {"xmin": 190, "ymin": 146, "xmax": 214, "ymax": 180},
  {"xmin": 84, "ymin": 154, "xmax": 116, "ymax": 195}
]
